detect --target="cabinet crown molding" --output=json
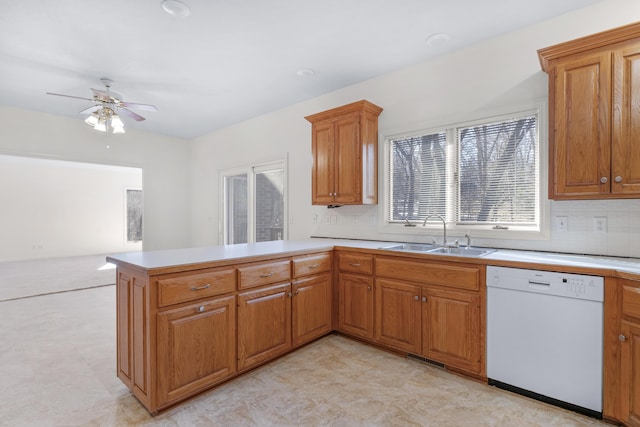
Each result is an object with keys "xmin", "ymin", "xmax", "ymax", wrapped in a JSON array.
[
  {"xmin": 538, "ymin": 21, "xmax": 640, "ymax": 72},
  {"xmin": 304, "ymin": 100, "xmax": 383, "ymax": 123}
]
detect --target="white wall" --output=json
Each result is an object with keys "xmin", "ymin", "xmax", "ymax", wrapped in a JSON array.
[
  {"xmin": 190, "ymin": 0, "xmax": 640, "ymax": 258},
  {"xmin": 0, "ymin": 155, "xmax": 142, "ymax": 261},
  {"xmin": 0, "ymin": 105, "xmax": 191, "ymax": 257}
]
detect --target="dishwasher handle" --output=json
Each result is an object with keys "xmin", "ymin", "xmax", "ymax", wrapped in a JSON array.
[{"xmin": 528, "ymin": 280, "xmax": 551, "ymax": 291}]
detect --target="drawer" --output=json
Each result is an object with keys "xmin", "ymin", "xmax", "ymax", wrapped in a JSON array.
[
  {"xmin": 292, "ymin": 253, "xmax": 332, "ymax": 278},
  {"xmin": 622, "ymin": 284, "xmax": 640, "ymax": 319},
  {"xmin": 338, "ymin": 252, "xmax": 373, "ymax": 275},
  {"xmin": 157, "ymin": 268, "xmax": 236, "ymax": 307},
  {"xmin": 238, "ymin": 259, "xmax": 291, "ymax": 289},
  {"xmin": 375, "ymin": 256, "xmax": 479, "ymax": 291}
]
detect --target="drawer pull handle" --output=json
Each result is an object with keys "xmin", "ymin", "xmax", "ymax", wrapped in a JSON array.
[
  {"xmin": 349, "ymin": 263, "xmax": 361, "ymax": 267},
  {"xmin": 191, "ymin": 284, "xmax": 211, "ymax": 291},
  {"xmin": 259, "ymin": 272, "xmax": 274, "ymax": 278},
  {"xmin": 308, "ymin": 264, "xmax": 319, "ymax": 268}
]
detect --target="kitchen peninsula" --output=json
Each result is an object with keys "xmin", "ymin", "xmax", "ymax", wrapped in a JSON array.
[{"xmin": 108, "ymin": 238, "xmax": 640, "ymax": 425}]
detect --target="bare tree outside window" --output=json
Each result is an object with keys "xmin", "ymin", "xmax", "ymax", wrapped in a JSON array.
[
  {"xmin": 126, "ymin": 189, "xmax": 143, "ymax": 242},
  {"xmin": 388, "ymin": 112, "xmax": 539, "ymax": 228}
]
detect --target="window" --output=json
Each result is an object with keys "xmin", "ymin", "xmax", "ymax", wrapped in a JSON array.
[
  {"xmin": 385, "ymin": 110, "xmax": 541, "ymax": 233},
  {"xmin": 221, "ymin": 161, "xmax": 287, "ymax": 244},
  {"xmin": 126, "ymin": 189, "xmax": 143, "ymax": 243}
]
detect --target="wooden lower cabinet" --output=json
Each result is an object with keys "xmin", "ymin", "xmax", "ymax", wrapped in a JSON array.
[
  {"xmin": 338, "ymin": 273, "xmax": 374, "ymax": 339},
  {"xmin": 156, "ymin": 295, "xmax": 236, "ymax": 407},
  {"xmin": 621, "ymin": 321, "xmax": 640, "ymax": 426},
  {"xmin": 292, "ymin": 273, "xmax": 332, "ymax": 347},
  {"xmin": 375, "ymin": 278, "xmax": 421, "ymax": 353},
  {"xmin": 422, "ymin": 287, "xmax": 481, "ymax": 374},
  {"xmin": 237, "ymin": 282, "xmax": 292, "ymax": 371},
  {"xmin": 374, "ymin": 277, "xmax": 482, "ymax": 375}
]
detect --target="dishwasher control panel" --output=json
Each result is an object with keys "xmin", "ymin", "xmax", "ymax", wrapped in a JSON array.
[{"xmin": 486, "ymin": 266, "xmax": 604, "ymax": 302}]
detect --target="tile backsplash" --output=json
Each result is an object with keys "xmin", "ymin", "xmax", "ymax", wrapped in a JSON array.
[{"xmin": 310, "ymin": 199, "xmax": 640, "ymax": 259}]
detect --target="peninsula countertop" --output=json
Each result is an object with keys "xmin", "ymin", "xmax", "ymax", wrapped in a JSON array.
[{"xmin": 107, "ymin": 238, "xmax": 640, "ymax": 277}]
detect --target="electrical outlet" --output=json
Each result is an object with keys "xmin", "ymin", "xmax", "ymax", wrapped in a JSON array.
[
  {"xmin": 593, "ymin": 216, "xmax": 607, "ymax": 234},
  {"xmin": 325, "ymin": 215, "xmax": 331, "ymax": 225},
  {"xmin": 556, "ymin": 216, "xmax": 568, "ymax": 232},
  {"xmin": 312, "ymin": 213, "xmax": 318, "ymax": 224},
  {"xmin": 330, "ymin": 215, "xmax": 338, "ymax": 225}
]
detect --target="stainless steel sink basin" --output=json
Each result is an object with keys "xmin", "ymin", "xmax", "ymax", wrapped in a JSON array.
[
  {"xmin": 427, "ymin": 247, "xmax": 497, "ymax": 257},
  {"xmin": 379, "ymin": 243, "xmax": 497, "ymax": 257},
  {"xmin": 378, "ymin": 243, "xmax": 437, "ymax": 252}
]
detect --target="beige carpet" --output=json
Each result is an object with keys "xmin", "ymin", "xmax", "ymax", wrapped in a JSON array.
[
  {"xmin": 0, "ymin": 284, "xmax": 608, "ymax": 426},
  {"xmin": 0, "ymin": 254, "xmax": 116, "ymax": 301}
]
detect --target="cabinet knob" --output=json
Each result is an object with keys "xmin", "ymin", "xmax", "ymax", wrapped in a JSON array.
[
  {"xmin": 422, "ymin": 296, "xmax": 427, "ymax": 302},
  {"xmin": 600, "ymin": 176, "xmax": 608, "ymax": 184},
  {"xmin": 367, "ymin": 286, "xmax": 372, "ymax": 291},
  {"xmin": 198, "ymin": 306, "xmax": 205, "ymax": 313},
  {"xmin": 615, "ymin": 176, "xmax": 623, "ymax": 183},
  {"xmin": 414, "ymin": 295, "xmax": 420, "ymax": 301},
  {"xmin": 620, "ymin": 334, "xmax": 627, "ymax": 342}
]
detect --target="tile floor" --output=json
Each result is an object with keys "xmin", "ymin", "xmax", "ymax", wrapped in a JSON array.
[{"xmin": 0, "ymin": 284, "xmax": 610, "ymax": 427}]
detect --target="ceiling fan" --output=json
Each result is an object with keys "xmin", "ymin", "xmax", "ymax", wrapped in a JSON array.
[{"xmin": 46, "ymin": 78, "xmax": 158, "ymax": 133}]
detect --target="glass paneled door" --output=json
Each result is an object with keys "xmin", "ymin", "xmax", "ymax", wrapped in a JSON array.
[{"xmin": 222, "ymin": 161, "xmax": 287, "ymax": 244}]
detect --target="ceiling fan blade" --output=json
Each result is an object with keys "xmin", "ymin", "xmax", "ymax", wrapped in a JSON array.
[
  {"xmin": 79, "ymin": 105, "xmax": 101, "ymax": 114},
  {"xmin": 119, "ymin": 107, "xmax": 146, "ymax": 122},
  {"xmin": 46, "ymin": 92, "xmax": 94, "ymax": 102},
  {"xmin": 120, "ymin": 101, "xmax": 158, "ymax": 112}
]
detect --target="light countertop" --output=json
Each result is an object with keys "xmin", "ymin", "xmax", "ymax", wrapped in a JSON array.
[{"xmin": 107, "ymin": 237, "xmax": 640, "ymax": 276}]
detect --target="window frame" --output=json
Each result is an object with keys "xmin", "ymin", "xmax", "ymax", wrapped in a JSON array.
[
  {"xmin": 379, "ymin": 104, "xmax": 549, "ymax": 241},
  {"xmin": 219, "ymin": 159, "xmax": 288, "ymax": 245}
]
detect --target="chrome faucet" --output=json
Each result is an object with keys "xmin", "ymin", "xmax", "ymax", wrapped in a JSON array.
[{"xmin": 422, "ymin": 214, "xmax": 447, "ymax": 246}]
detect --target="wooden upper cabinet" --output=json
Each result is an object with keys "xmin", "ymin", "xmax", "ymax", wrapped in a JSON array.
[
  {"xmin": 305, "ymin": 100, "xmax": 382, "ymax": 205},
  {"xmin": 539, "ymin": 22, "xmax": 640, "ymax": 199}
]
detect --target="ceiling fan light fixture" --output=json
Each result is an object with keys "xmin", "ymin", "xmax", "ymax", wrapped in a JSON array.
[
  {"xmin": 94, "ymin": 120, "xmax": 107, "ymax": 132},
  {"xmin": 85, "ymin": 113, "xmax": 99, "ymax": 126},
  {"xmin": 161, "ymin": 0, "xmax": 191, "ymax": 17}
]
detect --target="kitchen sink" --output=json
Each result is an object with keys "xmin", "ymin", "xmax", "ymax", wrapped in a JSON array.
[
  {"xmin": 379, "ymin": 243, "xmax": 497, "ymax": 257},
  {"xmin": 378, "ymin": 243, "xmax": 437, "ymax": 252},
  {"xmin": 427, "ymin": 247, "xmax": 497, "ymax": 257}
]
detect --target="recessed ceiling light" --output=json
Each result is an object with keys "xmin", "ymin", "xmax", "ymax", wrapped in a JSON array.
[
  {"xmin": 161, "ymin": 0, "xmax": 191, "ymax": 18},
  {"xmin": 296, "ymin": 68, "xmax": 315, "ymax": 77},
  {"xmin": 425, "ymin": 32, "xmax": 451, "ymax": 47}
]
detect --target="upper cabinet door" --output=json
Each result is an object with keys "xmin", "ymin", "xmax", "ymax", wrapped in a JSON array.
[
  {"xmin": 334, "ymin": 113, "xmax": 362, "ymax": 204},
  {"xmin": 552, "ymin": 51, "xmax": 612, "ymax": 198},
  {"xmin": 612, "ymin": 43, "xmax": 640, "ymax": 195},
  {"xmin": 311, "ymin": 120, "xmax": 335, "ymax": 205}
]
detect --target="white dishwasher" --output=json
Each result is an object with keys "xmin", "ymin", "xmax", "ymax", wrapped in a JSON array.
[{"xmin": 486, "ymin": 266, "xmax": 604, "ymax": 418}]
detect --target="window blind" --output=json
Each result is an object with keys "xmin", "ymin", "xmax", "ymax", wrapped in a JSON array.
[{"xmin": 456, "ymin": 114, "xmax": 538, "ymax": 224}]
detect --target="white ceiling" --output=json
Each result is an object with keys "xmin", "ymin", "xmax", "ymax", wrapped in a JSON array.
[{"xmin": 0, "ymin": 0, "xmax": 603, "ymax": 140}]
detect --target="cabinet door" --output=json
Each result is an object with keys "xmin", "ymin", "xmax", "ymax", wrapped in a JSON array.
[
  {"xmin": 237, "ymin": 282, "xmax": 292, "ymax": 371},
  {"xmin": 156, "ymin": 295, "xmax": 236, "ymax": 406},
  {"xmin": 292, "ymin": 273, "xmax": 332, "ymax": 347},
  {"xmin": 552, "ymin": 51, "xmax": 611, "ymax": 198},
  {"xmin": 311, "ymin": 120, "xmax": 335, "ymax": 205},
  {"xmin": 375, "ymin": 278, "xmax": 421, "ymax": 354},
  {"xmin": 612, "ymin": 44, "xmax": 640, "ymax": 195},
  {"xmin": 422, "ymin": 288, "xmax": 481, "ymax": 374},
  {"xmin": 338, "ymin": 273, "xmax": 374, "ymax": 339},
  {"xmin": 621, "ymin": 321, "xmax": 640, "ymax": 426},
  {"xmin": 334, "ymin": 113, "xmax": 361, "ymax": 203}
]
